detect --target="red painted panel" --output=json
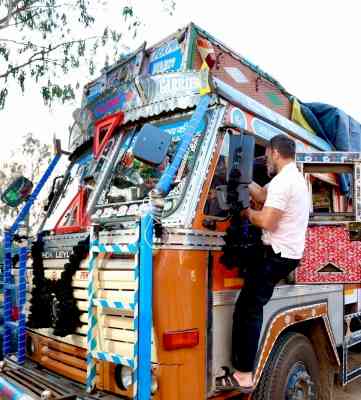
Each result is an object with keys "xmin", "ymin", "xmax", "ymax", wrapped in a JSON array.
[
  {"xmin": 54, "ymin": 187, "xmax": 88, "ymax": 234},
  {"xmin": 296, "ymin": 225, "xmax": 361, "ymax": 283}
]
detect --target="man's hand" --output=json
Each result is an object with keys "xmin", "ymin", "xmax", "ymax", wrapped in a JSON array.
[{"xmin": 249, "ymin": 181, "xmax": 267, "ymax": 205}]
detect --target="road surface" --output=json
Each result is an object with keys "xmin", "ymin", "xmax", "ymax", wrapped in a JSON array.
[{"xmin": 334, "ymin": 380, "xmax": 361, "ymax": 400}]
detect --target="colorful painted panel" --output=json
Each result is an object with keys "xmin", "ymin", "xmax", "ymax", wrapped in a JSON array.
[
  {"xmin": 296, "ymin": 225, "xmax": 361, "ymax": 283},
  {"xmin": 71, "ymin": 71, "xmax": 206, "ymax": 153},
  {"xmin": 224, "ymin": 106, "xmax": 314, "ymax": 152},
  {"xmin": 83, "ymin": 43, "xmax": 145, "ymax": 106},
  {"xmin": 192, "ymin": 34, "xmax": 292, "ymax": 119},
  {"xmin": 224, "ymin": 106, "xmax": 247, "ymax": 130},
  {"xmin": 148, "ymin": 39, "xmax": 183, "ymax": 74}
]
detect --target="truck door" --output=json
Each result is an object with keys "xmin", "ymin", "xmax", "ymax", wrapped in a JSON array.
[
  {"xmin": 195, "ymin": 128, "xmax": 266, "ymax": 396},
  {"xmin": 296, "ymin": 151, "xmax": 361, "ymax": 385}
]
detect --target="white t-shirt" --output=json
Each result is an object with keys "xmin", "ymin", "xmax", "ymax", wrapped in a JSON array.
[{"xmin": 262, "ymin": 162, "xmax": 310, "ymax": 259}]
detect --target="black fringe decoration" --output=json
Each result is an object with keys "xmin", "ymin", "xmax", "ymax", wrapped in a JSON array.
[
  {"xmin": 220, "ymin": 211, "xmax": 262, "ymax": 275},
  {"xmin": 28, "ymin": 236, "xmax": 89, "ymax": 337}
]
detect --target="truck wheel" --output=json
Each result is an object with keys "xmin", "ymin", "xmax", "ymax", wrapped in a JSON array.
[{"xmin": 253, "ymin": 332, "xmax": 320, "ymax": 400}]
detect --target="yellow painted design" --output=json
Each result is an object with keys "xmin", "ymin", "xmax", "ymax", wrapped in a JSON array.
[{"xmin": 199, "ymin": 61, "xmax": 211, "ymax": 96}]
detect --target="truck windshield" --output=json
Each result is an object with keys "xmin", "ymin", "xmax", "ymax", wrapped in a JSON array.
[{"xmin": 96, "ymin": 113, "xmax": 208, "ymax": 216}]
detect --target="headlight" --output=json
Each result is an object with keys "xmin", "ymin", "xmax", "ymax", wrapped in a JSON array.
[
  {"xmin": 115, "ymin": 365, "xmax": 133, "ymax": 390},
  {"xmin": 115, "ymin": 365, "xmax": 158, "ymax": 394}
]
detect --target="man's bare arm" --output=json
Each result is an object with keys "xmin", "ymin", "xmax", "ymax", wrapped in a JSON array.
[
  {"xmin": 249, "ymin": 181, "xmax": 267, "ymax": 205},
  {"xmin": 245, "ymin": 207, "xmax": 283, "ymax": 231}
]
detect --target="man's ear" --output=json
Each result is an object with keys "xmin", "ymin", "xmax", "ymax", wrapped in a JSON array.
[{"xmin": 272, "ymin": 148, "xmax": 280, "ymax": 161}]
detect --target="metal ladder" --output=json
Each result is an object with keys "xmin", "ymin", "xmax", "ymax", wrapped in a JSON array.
[
  {"xmin": 2, "ymin": 152, "xmax": 61, "ymax": 364},
  {"xmin": 343, "ymin": 311, "xmax": 361, "ymax": 384},
  {"xmin": 86, "ymin": 213, "xmax": 153, "ymax": 400}
]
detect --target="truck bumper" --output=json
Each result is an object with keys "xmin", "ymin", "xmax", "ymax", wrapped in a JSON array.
[
  {"xmin": 0, "ymin": 376, "xmax": 33, "ymax": 400},
  {"xmin": 0, "ymin": 359, "xmax": 114, "ymax": 400}
]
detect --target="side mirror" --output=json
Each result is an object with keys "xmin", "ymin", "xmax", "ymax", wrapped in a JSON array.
[
  {"xmin": 133, "ymin": 124, "xmax": 171, "ymax": 166},
  {"xmin": 44, "ymin": 175, "xmax": 64, "ymax": 212},
  {"xmin": 227, "ymin": 133, "xmax": 255, "ymax": 209},
  {"xmin": 1, "ymin": 176, "xmax": 33, "ymax": 207},
  {"xmin": 227, "ymin": 133, "xmax": 255, "ymax": 183}
]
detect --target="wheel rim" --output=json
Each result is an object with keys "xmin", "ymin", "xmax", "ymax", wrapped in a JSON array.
[{"xmin": 285, "ymin": 361, "xmax": 316, "ymax": 400}]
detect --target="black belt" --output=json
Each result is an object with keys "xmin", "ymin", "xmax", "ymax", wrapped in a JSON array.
[{"xmin": 263, "ymin": 244, "xmax": 282, "ymax": 258}]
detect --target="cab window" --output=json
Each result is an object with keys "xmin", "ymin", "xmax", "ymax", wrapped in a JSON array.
[
  {"xmin": 204, "ymin": 131, "xmax": 267, "ymax": 218},
  {"xmin": 303, "ymin": 165, "xmax": 354, "ymax": 221}
]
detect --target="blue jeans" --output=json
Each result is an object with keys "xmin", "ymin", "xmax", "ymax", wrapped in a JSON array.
[{"xmin": 232, "ymin": 245, "xmax": 300, "ymax": 372}]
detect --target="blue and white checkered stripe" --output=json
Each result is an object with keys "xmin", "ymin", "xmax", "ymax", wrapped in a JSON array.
[
  {"xmin": 93, "ymin": 298, "xmax": 135, "ymax": 311},
  {"xmin": 86, "ymin": 225, "xmax": 141, "ymax": 395},
  {"xmin": 132, "ymin": 253, "xmax": 139, "ymax": 398},
  {"xmin": 132, "ymin": 222, "xmax": 140, "ymax": 396},
  {"xmin": 90, "ymin": 351, "xmax": 135, "ymax": 368},
  {"xmin": 86, "ymin": 248, "xmax": 98, "ymax": 393},
  {"xmin": 91, "ymin": 242, "xmax": 139, "ymax": 255}
]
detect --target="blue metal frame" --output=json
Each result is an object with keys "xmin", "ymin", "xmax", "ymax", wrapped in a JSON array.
[
  {"xmin": 2, "ymin": 153, "xmax": 61, "ymax": 364},
  {"xmin": 7, "ymin": 154, "xmax": 61, "ymax": 237},
  {"xmin": 138, "ymin": 214, "xmax": 154, "ymax": 400},
  {"xmin": 156, "ymin": 94, "xmax": 211, "ymax": 195}
]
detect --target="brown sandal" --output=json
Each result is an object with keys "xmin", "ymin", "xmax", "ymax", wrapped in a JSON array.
[{"xmin": 216, "ymin": 367, "xmax": 254, "ymax": 393}]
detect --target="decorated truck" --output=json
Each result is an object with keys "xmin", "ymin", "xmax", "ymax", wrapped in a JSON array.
[{"xmin": 1, "ymin": 23, "xmax": 361, "ymax": 400}]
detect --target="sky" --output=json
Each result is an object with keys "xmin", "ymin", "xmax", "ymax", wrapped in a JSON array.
[{"xmin": 1, "ymin": 0, "xmax": 361, "ymax": 161}]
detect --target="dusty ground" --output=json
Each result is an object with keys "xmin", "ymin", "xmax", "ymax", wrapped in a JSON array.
[{"xmin": 334, "ymin": 379, "xmax": 361, "ymax": 400}]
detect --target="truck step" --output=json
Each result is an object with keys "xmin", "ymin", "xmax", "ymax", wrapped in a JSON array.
[{"xmin": 346, "ymin": 366, "xmax": 361, "ymax": 383}]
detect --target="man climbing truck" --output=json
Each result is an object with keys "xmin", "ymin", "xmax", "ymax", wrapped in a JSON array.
[
  {"xmin": 216, "ymin": 135, "xmax": 310, "ymax": 393},
  {"xmin": 1, "ymin": 23, "xmax": 361, "ymax": 400}
]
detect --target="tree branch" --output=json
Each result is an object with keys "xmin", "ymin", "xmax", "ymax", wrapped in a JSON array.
[
  {"xmin": 0, "ymin": 36, "xmax": 99, "ymax": 79},
  {"xmin": 0, "ymin": 37, "xmax": 47, "ymax": 48},
  {"xmin": 0, "ymin": 0, "xmax": 26, "ymax": 28},
  {"xmin": 2, "ymin": 7, "xmax": 44, "ymax": 28},
  {"xmin": 0, "ymin": 1, "xmax": 90, "ymax": 28}
]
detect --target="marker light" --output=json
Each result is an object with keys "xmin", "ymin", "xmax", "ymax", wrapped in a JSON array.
[{"xmin": 163, "ymin": 329, "xmax": 199, "ymax": 351}]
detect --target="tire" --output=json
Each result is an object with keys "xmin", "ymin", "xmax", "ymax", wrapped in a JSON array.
[{"xmin": 253, "ymin": 332, "xmax": 320, "ymax": 400}]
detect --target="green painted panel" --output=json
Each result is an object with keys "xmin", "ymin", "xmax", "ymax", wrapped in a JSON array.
[{"xmin": 265, "ymin": 91, "xmax": 284, "ymax": 108}]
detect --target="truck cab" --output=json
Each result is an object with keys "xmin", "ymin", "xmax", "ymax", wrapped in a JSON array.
[{"xmin": 1, "ymin": 23, "xmax": 361, "ymax": 400}]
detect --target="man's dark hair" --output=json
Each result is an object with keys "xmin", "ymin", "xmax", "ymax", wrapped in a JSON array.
[{"xmin": 268, "ymin": 134, "xmax": 296, "ymax": 159}]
